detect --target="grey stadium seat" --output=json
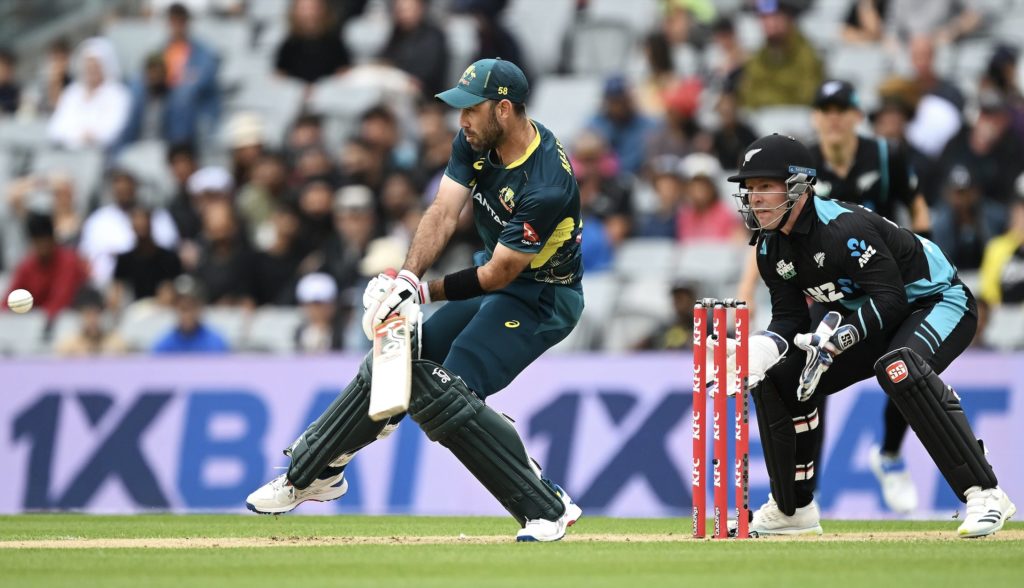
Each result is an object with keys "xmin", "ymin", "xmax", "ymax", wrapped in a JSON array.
[
  {"xmin": 567, "ymin": 20, "xmax": 635, "ymax": 77},
  {"xmin": 245, "ymin": 306, "xmax": 303, "ymax": 353},
  {"xmin": 613, "ymin": 238, "xmax": 676, "ymax": 279},
  {"xmin": 585, "ymin": 0, "xmax": 659, "ymax": 34},
  {"xmin": 105, "ymin": 19, "xmax": 165, "ymax": 79},
  {"xmin": 528, "ymin": 76, "xmax": 604, "ymax": 147},
  {"xmin": 114, "ymin": 140, "xmax": 176, "ymax": 206},
  {"xmin": 118, "ymin": 304, "xmax": 177, "ymax": 351},
  {"xmin": 502, "ymin": 0, "xmax": 576, "ymax": 75},
  {"xmin": 748, "ymin": 106, "xmax": 815, "ymax": 143},
  {"xmin": 603, "ymin": 277, "xmax": 673, "ymax": 352},
  {"xmin": 228, "ymin": 74, "xmax": 306, "ymax": 147},
  {"xmin": 982, "ymin": 304, "xmax": 1024, "ymax": 351},
  {"xmin": 202, "ymin": 306, "xmax": 247, "ymax": 349},
  {"xmin": 674, "ymin": 241, "xmax": 747, "ymax": 293},
  {"xmin": 0, "ymin": 312, "xmax": 49, "ymax": 357},
  {"xmin": 31, "ymin": 148, "xmax": 104, "ymax": 214}
]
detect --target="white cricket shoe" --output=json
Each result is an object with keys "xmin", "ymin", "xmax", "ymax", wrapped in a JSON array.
[
  {"xmin": 750, "ymin": 494, "xmax": 823, "ymax": 536},
  {"xmin": 868, "ymin": 446, "xmax": 918, "ymax": 514},
  {"xmin": 245, "ymin": 471, "xmax": 348, "ymax": 514},
  {"xmin": 515, "ymin": 485, "xmax": 583, "ymax": 542},
  {"xmin": 958, "ymin": 486, "xmax": 1016, "ymax": 538}
]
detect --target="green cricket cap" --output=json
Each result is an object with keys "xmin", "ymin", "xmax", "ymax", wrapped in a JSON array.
[{"xmin": 435, "ymin": 58, "xmax": 529, "ymax": 108}]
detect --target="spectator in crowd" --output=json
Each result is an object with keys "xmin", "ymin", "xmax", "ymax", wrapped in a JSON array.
[
  {"xmin": 710, "ymin": 89, "xmax": 758, "ymax": 169},
  {"xmin": 225, "ymin": 111, "xmax": 267, "ymax": 186},
  {"xmin": 6, "ymin": 213, "xmax": 89, "ymax": 321},
  {"xmin": 295, "ymin": 146, "xmax": 341, "ymax": 187},
  {"xmin": 297, "ymin": 178, "xmax": 339, "ymax": 250},
  {"xmin": 159, "ymin": 2, "xmax": 220, "ymax": 145},
  {"xmin": 979, "ymin": 44, "xmax": 1024, "ymax": 142},
  {"xmin": 633, "ymin": 32, "xmax": 678, "ymax": 118},
  {"xmin": 275, "ymin": 0, "xmax": 351, "ymax": 85},
  {"xmin": 0, "ymin": 48, "xmax": 20, "ymax": 114},
  {"xmin": 31, "ymin": 38, "xmax": 72, "ymax": 116},
  {"xmin": 146, "ymin": 0, "xmax": 246, "ymax": 18},
  {"xmin": 870, "ymin": 84, "xmax": 935, "ymax": 198},
  {"xmin": 109, "ymin": 207, "xmax": 183, "ymax": 311},
  {"xmin": 179, "ymin": 166, "xmax": 236, "ymax": 277},
  {"xmin": 587, "ymin": 75, "xmax": 659, "ymax": 176},
  {"xmin": 661, "ymin": 0, "xmax": 715, "ymax": 61},
  {"xmin": 47, "ymin": 37, "xmax": 131, "ymax": 150},
  {"xmin": 706, "ymin": 16, "xmax": 745, "ymax": 93},
  {"xmin": 933, "ymin": 90, "xmax": 1024, "ymax": 205},
  {"xmin": 320, "ymin": 184, "xmax": 379, "ymax": 293},
  {"xmin": 152, "ymin": 274, "xmax": 230, "ymax": 353},
  {"xmin": 634, "ymin": 279, "xmax": 697, "ymax": 350},
  {"xmin": 5, "ymin": 171, "xmax": 82, "ymax": 246},
  {"xmin": 904, "ymin": 34, "xmax": 964, "ymax": 159},
  {"xmin": 119, "ymin": 54, "xmax": 172, "ymax": 148},
  {"xmin": 79, "ymin": 169, "xmax": 179, "ymax": 287},
  {"xmin": 884, "ymin": 0, "xmax": 981, "ymax": 45},
  {"xmin": 931, "ymin": 165, "xmax": 1004, "ymax": 271},
  {"xmin": 646, "ymin": 77, "xmax": 709, "ymax": 161},
  {"xmin": 238, "ymin": 152, "xmax": 289, "ymax": 248},
  {"xmin": 284, "ymin": 113, "xmax": 327, "ymax": 166},
  {"xmin": 54, "ymin": 287, "xmax": 128, "ymax": 357},
  {"xmin": 414, "ymin": 99, "xmax": 454, "ymax": 190},
  {"xmin": 379, "ymin": 0, "xmax": 450, "ymax": 96},
  {"xmin": 676, "ymin": 152, "xmax": 742, "ymax": 243},
  {"xmin": 841, "ymin": 0, "xmax": 887, "ymax": 44},
  {"xmin": 193, "ymin": 199, "xmax": 257, "ymax": 306},
  {"xmin": 737, "ymin": 0, "xmax": 823, "ymax": 110},
  {"xmin": 379, "ymin": 170, "xmax": 424, "ymax": 241},
  {"xmin": 634, "ymin": 155, "xmax": 684, "ymax": 239},
  {"xmin": 570, "ymin": 130, "xmax": 633, "ymax": 247},
  {"xmin": 254, "ymin": 200, "xmax": 311, "ymax": 306},
  {"xmin": 359, "ymin": 105, "xmax": 412, "ymax": 172},
  {"xmin": 293, "ymin": 272, "xmax": 344, "ymax": 352},
  {"xmin": 454, "ymin": 0, "xmax": 529, "ymax": 81},
  {"xmin": 339, "ymin": 136, "xmax": 389, "ymax": 193},
  {"xmin": 979, "ymin": 181, "xmax": 1024, "ymax": 306},
  {"xmin": 166, "ymin": 143, "xmax": 202, "ymax": 241}
]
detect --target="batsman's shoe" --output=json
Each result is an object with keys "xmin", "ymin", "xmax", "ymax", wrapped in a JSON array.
[
  {"xmin": 750, "ymin": 494, "xmax": 823, "ymax": 536},
  {"xmin": 869, "ymin": 446, "xmax": 918, "ymax": 514},
  {"xmin": 516, "ymin": 485, "xmax": 583, "ymax": 542},
  {"xmin": 958, "ymin": 486, "xmax": 1016, "ymax": 538},
  {"xmin": 245, "ymin": 471, "xmax": 348, "ymax": 514}
]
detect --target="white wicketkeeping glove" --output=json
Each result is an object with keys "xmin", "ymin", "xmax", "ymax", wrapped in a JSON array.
[
  {"xmin": 705, "ymin": 330, "xmax": 788, "ymax": 396},
  {"xmin": 794, "ymin": 312, "xmax": 860, "ymax": 402}
]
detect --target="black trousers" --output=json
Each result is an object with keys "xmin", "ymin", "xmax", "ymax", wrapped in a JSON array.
[{"xmin": 758, "ymin": 283, "xmax": 977, "ymax": 508}]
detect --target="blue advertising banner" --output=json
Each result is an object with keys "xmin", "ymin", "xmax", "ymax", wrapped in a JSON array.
[{"xmin": 1, "ymin": 352, "xmax": 1018, "ymax": 518}]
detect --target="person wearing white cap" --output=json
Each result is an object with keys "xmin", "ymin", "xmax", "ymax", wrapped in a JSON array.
[
  {"xmin": 47, "ymin": 37, "xmax": 130, "ymax": 149},
  {"xmin": 294, "ymin": 272, "xmax": 342, "ymax": 352}
]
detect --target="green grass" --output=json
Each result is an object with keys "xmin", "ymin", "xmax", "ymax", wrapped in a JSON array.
[{"xmin": 1, "ymin": 516, "xmax": 1022, "ymax": 588}]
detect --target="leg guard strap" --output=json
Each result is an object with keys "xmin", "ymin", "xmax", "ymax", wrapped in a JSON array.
[
  {"xmin": 875, "ymin": 347, "xmax": 997, "ymax": 501},
  {"xmin": 408, "ymin": 360, "xmax": 565, "ymax": 526}
]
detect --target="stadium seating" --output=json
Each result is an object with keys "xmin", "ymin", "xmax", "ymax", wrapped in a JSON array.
[
  {"xmin": 30, "ymin": 148, "xmax": 104, "ymax": 214},
  {"xmin": 982, "ymin": 304, "xmax": 1024, "ymax": 350},
  {"xmin": 245, "ymin": 306, "xmax": 303, "ymax": 353},
  {"xmin": 0, "ymin": 312, "xmax": 48, "ymax": 357},
  {"xmin": 528, "ymin": 75, "xmax": 604, "ymax": 145}
]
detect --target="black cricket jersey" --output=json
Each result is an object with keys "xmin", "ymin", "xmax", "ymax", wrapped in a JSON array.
[
  {"xmin": 809, "ymin": 136, "xmax": 917, "ymax": 223},
  {"xmin": 755, "ymin": 196, "xmax": 968, "ymax": 347},
  {"xmin": 444, "ymin": 120, "xmax": 584, "ymax": 286}
]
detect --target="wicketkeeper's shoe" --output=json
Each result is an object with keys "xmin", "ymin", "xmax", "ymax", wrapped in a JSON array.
[
  {"xmin": 868, "ymin": 446, "xmax": 918, "ymax": 514},
  {"xmin": 958, "ymin": 486, "xmax": 1016, "ymax": 538},
  {"xmin": 515, "ymin": 484, "xmax": 583, "ymax": 542},
  {"xmin": 245, "ymin": 471, "xmax": 348, "ymax": 514},
  {"xmin": 750, "ymin": 494, "xmax": 823, "ymax": 536}
]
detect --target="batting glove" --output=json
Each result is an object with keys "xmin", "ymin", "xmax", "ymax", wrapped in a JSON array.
[
  {"xmin": 362, "ymin": 271, "xmax": 396, "ymax": 340},
  {"xmin": 371, "ymin": 270, "xmax": 431, "ymax": 336}
]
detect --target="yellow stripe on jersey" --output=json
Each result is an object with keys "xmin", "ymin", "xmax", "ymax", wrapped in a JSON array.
[
  {"xmin": 531, "ymin": 217, "xmax": 575, "ymax": 268},
  {"xmin": 506, "ymin": 121, "xmax": 542, "ymax": 169}
]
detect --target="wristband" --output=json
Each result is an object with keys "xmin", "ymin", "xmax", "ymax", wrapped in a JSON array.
[{"xmin": 443, "ymin": 267, "xmax": 486, "ymax": 300}]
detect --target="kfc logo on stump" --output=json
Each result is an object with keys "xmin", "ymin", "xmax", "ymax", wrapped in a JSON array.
[
  {"xmin": 523, "ymin": 222, "xmax": 540, "ymax": 243},
  {"xmin": 886, "ymin": 360, "xmax": 909, "ymax": 383}
]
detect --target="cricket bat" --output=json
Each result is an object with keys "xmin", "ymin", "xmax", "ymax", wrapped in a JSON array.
[{"xmin": 369, "ymin": 315, "xmax": 412, "ymax": 421}]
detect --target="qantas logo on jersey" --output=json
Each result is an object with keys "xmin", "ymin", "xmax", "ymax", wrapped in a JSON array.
[
  {"xmin": 522, "ymin": 222, "xmax": 540, "ymax": 244},
  {"xmin": 473, "ymin": 188, "xmax": 506, "ymax": 227},
  {"xmin": 848, "ymin": 238, "xmax": 876, "ymax": 268}
]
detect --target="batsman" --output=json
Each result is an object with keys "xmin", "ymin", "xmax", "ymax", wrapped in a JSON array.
[
  {"xmin": 247, "ymin": 58, "xmax": 586, "ymax": 542},
  {"xmin": 719, "ymin": 133, "xmax": 1015, "ymax": 538}
]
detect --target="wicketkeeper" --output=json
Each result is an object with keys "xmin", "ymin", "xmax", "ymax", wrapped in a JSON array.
[
  {"xmin": 716, "ymin": 133, "xmax": 1015, "ymax": 538},
  {"xmin": 247, "ymin": 58, "xmax": 586, "ymax": 542}
]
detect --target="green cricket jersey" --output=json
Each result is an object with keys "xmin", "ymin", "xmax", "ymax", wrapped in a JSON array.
[{"xmin": 444, "ymin": 120, "xmax": 584, "ymax": 286}]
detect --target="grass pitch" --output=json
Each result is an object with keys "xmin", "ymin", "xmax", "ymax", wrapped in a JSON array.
[{"xmin": 1, "ymin": 515, "xmax": 1021, "ymax": 588}]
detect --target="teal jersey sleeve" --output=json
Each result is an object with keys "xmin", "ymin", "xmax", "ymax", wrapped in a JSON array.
[
  {"xmin": 499, "ymin": 185, "xmax": 576, "ymax": 257},
  {"xmin": 443, "ymin": 130, "xmax": 478, "ymax": 188}
]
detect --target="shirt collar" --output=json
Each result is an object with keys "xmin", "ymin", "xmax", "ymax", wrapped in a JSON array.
[{"xmin": 789, "ymin": 195, "xmax": 816, "ymax": 236}]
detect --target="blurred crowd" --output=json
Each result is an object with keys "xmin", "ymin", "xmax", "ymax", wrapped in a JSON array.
[{"xmin": 2, "ymin": 0, "xmax": 1024, "ymax": 356}]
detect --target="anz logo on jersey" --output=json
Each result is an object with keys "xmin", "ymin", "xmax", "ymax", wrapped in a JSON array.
[{"xmin": 804, "ymin": 278, "xmax": 857, "ymax": 304}]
